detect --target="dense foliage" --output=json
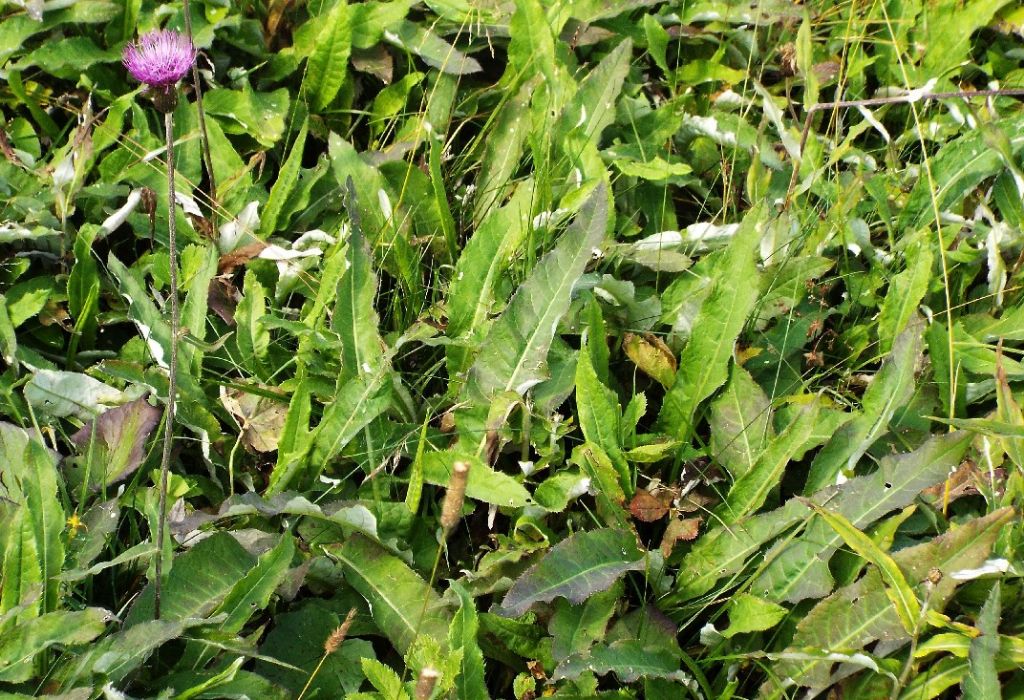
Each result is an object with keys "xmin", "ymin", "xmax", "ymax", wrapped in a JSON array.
[{"xmin": 1, "ymin": 0, "xmax": 1024, "ymax": 697}]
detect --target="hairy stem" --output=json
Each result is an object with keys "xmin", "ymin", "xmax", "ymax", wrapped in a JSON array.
[{"xmin": 155, "ymin": 109, "xmax": 181, "ymax": 620}]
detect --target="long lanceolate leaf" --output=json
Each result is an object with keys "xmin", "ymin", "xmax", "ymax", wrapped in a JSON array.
[
  {"xmin": 303, "ymin": 0, "xmax": 350, "ymax": 112},
  {"xmin": 769, "ymin": 508, "xmax": 1014, "ymax": 693},
  {"xmin": 658, "ymin": 207, "xmax": 763, "ymax": 441},
  {"xmin": 756, "ymin": 431, "xmax": 973, "ymax": 604},
  {"xmin": 464, "ymin": 183, "xmax": 608, "ymax": 404},
  {"xmin": 331, "ymin": 535, "xmax": 451, "ymax": 655}
]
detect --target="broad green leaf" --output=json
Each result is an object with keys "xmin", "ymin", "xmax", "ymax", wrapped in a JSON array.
[
  {"xmin": 722, "ymin": 593, "xmax": 788, "ymax": 639},
  {"xmin": 471, "ymin": 85, "xmax": 532, "ymax": 224},
  {"xmin": 548, "ymin": 582, "xmax": 620, "ymax": 661},
  {"xmin": 717, "ymin": 398, "xmax": 820, "ymax": 523},
  {"xmin": 204, "ymin": 87, "xmax": 290, "ymax": 148},
  {"xmin": 670, "ymin": 497, "xmax": 811, "ymax": 603},
  {"xmin": 963, "ymin": 581, "xmax": 1002, "ymax": 700},
  {"xmin": 350, "ymin": 0, "xmax": 414, "ymax": 48},
  {"xmin": 125, "ymin": 532, "xmax": 256, "ymax": 626},
  {"xmin": 710, "ymin": 364, "xmax": 773, "ymax": 480},
  {"xmin": 465, "ymin": 183, "xmax": 607, "ymax": 403},
  {"xmin": 658, "ymin": 208, "xmax": 763, "ymax": 440},
  {"xmin": 260, "ymin": 119, "xmax": 308, "ymax": 237},
  {"xmin": 877, "ymin": 236, "xmax": 933, "ymax": 354},
  {"xmin": 0, "ymin": 609, "xmax": 109, "ymax": 682},
  {"xmin": 384, "ymin": 20, "xmax": 482, "ymax": 75},
  {"xmin": 757, "ymin": 430, "xmax": 973, "ymax": 604},
  {"xmin": 555, "ymin": 39, "xmax": 633, "ymax": 152},
  {"xmin": 24, "ymin": 369, "xmax": 124, "ymax": 420},
  {"xmin": 266, "ymin": 380, "xmax": 314, "ymax": 494},
  {"xmin": 449, "ymin": 581, "xmax": 489, "ymax": 700},
  {"xmin": 771, "ymin": 508, "xmax": 1014, "ymax": 691},
  {"xmin": 450, "ymin": 181, "xmax": 535, "ymax": 373},
  {"xmin": 803, "ymin": 315, "xmax": 923, "ymax": 494},
  {"xmin": 576, "ymin": 334, "xmax": 629, "ymax": 493},
  {"xmin": 421, "ymin": 451, "xmax": 532, "ymax": 508},
  {"xmin": 332, "ymin": 201, "xmax": 385, "ymax": 383},
  {"xmin": 234, "ymin": 269, "xmax": 271, "ymax": 378},
  {"xmin": 803, "ymin": 502, "xmax": 921, "ymax": 634},
  {"xmin": 509, "ymin": 0, "xmax": 556, "ymax": 85},
  {"xmin": 0, "ymin": 426, "xmax": 64, "ymax": 622},
  {"xmin": 304, "ymin": 0, "xmax": 351, "ymax": 112},
  {"xmin": 332, "ymin": 534, "xmax": 451, "ymax": 654},
  {"xmin": 553, "ymin": 639, "xmax": 689, "ymax": 684},
  {"xmin": 213, "ymin": 534, "xmax": 295, "ymax": 636},
  {"xmin": 256, "ymin": 604, "xmax": 373, "ymax": 697},
  {"xmin": 500, "ymin": 528, "xmax": 645, "ymax": 616},
  {"xmin": 898, "ymin": 114, "xmax": 1024, "ymax": 231}
]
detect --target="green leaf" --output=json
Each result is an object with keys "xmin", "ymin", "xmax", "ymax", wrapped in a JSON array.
[
  {"xmin": 963, "ymin": 581, "xmax": 1002, "ymax": 700},
  {"xmin": 465, "ymin": 183, "xmax": 607, "ymax": 403},
  {"xmin": 449, "ymin": 181, "xmax": 535, "ymax": 373},
  {"xmin": 234, "ymin": 269, "xmax": 271, "ymax": 378},
  {"xmin": 449, "ymin": 581, "xmax": 489, "ymax": 700},
  {"xmin": 757, "ymin": 430, "xmax": 973, "ymax": 604},
  {"xmin": 125, "ymin": 532, "xmax": 256, "ymax": 626},
  {"xmin": 553, "ymin": 640, "xmax": 689, "ymax": 684},
  {"xmin": 722, "ymin": 593, "xmax": 787, "ymax": 639},
  {"xmin": 658, "ymin": 207, "xmax": 763, "ymax": 440},
  {"xmin": 384, "ymin": 19, "xmax": 482, "ymax": 75},
  {"xmin": 802, "ymin": 501, "xmax": 921, "ymax": 634},
  {"xmin": 803, "ymin": 315, "xmax": 923, "ymax": 494},
  {"xmin": 717, "ymin": 398, "xmax": 820, "ymax": 523},
  {"xmin": 500, "ymin": 528, "xmax": 645, "ymax": 616},
  {"xmin": 214, "ymin": 534, "xmax": 295, "ymax": 636},
  {"xmin": 877, "ymin": 237, "xmax": 933, "ymax": 354},
  {"xmin": 331, "ymin": 534, "xmax": 451, "ymax": 654},
  {"xmin": 260, "ymin": 119, "xmax": 308, "ymax": 237},
  {"xmin": 471, "ymin": 86, "xmax": 532, "ymax": 225},
  {"xmin": 771, "ymin": 508, "xmax": 1014, "ymax": 691},
  {"xmin": 24, "ymin": 369, "xmax": 124, "ymax": 420},
  {"xmin": 256, "ymin": 604, "xmax": 372, "ymax": 697},
  {"xmin": 0, "ymin": 426, "xmax": 64, "ymax": 622},
  {"xmin": 898, "ymin": 113, "xmax": 1024, "ymax": 231},
  {"xmin": 0, "ymin": 609, "xmax": 109, "ymax": 683},
  {"xmin": 710, "ymin": 364, "xmax": 773, "ymax": 480},
  {"xmin": 576, "ymin": 334, "xmax": 630, "ymax": 493},
  {"xmin": 420, "ymin": 451, "xmax": 532, "ymax": 508},
  {"xmin": 548, "ymin": 582, "xmax": 620, "ymax": 661},
  {"xmin": 304, "ymin": 0, "xmax": 351, "ymax": 112},
  {"xmin": 509, "ymin": 0, "xmax": 556, "ymax": 84},
  {"xmin": 204, "ymin": 87, "xmax": 290, "ymax": 148}
]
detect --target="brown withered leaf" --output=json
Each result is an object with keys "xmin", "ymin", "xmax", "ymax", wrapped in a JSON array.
[
  {"xmin": 208, "ymin": 276, "xmax": 239, "ymax": 325},
  {"xmin": 218, "ymin": 241, "xmax": 268, "ymax": 274},
  {"xmin": 921, "ymin": 460, "xmax": 1004, "ymax": 505},
  {"xmin": 69, "ymin": 397, "xmax": 162, "ymax": 490},
  {"xmin": 219, "ymin": 386, "xmax": 288, "ymax": 452},
  {"xmin": 660, "ymin": 517, "xmax": 702, "ymax": 558},
  {"xmin": 629, "ymin": 489, "xmax": 672, "ymax": 522},
  {"xmin": 622, "ymin": 332, "xmax": 677, "ymax": 387}
]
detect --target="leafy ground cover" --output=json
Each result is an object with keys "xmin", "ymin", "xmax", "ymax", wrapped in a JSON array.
[{"xmin": 2, "ymin": 0, "xmax": 1024, "ymax": 697}]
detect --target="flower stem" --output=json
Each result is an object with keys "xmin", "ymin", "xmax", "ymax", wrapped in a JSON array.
[{"xmin": 155, "ymin": 109, "xmax": 181, "ymax": 621}]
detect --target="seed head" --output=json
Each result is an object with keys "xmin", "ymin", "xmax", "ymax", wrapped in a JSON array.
[
  {"xmin": 123, "ymin": 30, "xmax": 196, "ymax": 92},
  {"xmin": 323, "ymin": 607, "xmax": 358, "ymax": 655},
  {"xmin": 440, "ymin": 460, "xmax": 470, "ymax": 532}
]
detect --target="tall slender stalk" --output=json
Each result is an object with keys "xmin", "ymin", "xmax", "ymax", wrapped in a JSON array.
[{"xmin": 155, "ymin": 109, "xmax": 181, "ymax": 620}]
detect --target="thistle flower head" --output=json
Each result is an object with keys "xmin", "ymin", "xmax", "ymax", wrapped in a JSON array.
[{"xmin": 123, "ymin": 29, "xmax": 196, "ymax": 91}]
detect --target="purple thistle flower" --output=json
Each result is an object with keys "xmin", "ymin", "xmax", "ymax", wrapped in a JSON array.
[{"xmin": 122, "ymin": 29, "xmax": 196, "ymax": 92}]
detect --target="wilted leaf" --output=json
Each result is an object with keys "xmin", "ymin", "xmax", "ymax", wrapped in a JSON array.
[
  {"xmin": 629, "ymin": 489, "xmax": 671, "ymax": 522},
  {"xmin": 219, "ymin": 386, "xmax": 288, "ymax": 453},
  {"xmin": 622, "ymin": 332, "xmax": 677, "ymax": 387},
  {"xmin": 69, "ymin": 397, "xmax": 161, "ymax": 489}
]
